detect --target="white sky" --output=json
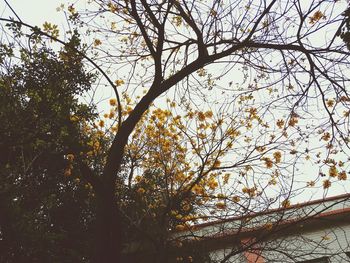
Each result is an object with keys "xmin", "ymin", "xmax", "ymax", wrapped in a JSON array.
[{"xmin": 1, "ymin": 1, "xmax": 65, "ymax": 26}]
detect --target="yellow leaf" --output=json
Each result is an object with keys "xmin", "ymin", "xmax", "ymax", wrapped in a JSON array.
[{"xmin": 115, "ymin": 79, "xmax": 125, "ymax": 87}]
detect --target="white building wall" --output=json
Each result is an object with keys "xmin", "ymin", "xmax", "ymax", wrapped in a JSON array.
[
  {"xmin": 178, "ymin": 196, "xmax": 350, "ymax": 263},
  {"xmin": 261, "ymin": 224, "xmax": 350, "ymax": 262},
  {"xmin": 204, "ymin": 224, "xmax": 350, "ymax": 263}
]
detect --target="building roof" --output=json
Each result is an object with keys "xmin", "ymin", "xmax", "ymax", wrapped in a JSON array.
[
  {"xmin": 195, "ymin": 193, "xmax": 350, "ymax": 229},
  {"xmin": 175, "ymin": 193, "xmax": 350, "ymax": 249}
]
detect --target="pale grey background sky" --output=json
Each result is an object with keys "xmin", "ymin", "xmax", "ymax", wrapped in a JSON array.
[{"xmin": 1, "ymin": 1, "xmax": 65, "ymax": 26}]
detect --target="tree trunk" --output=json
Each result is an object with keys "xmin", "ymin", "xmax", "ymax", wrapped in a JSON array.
[{"xmin": 94, "ymin": 191, "xmax": 123, "ymax": 263}]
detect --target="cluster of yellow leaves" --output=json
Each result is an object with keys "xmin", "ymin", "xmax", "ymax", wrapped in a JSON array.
[
  {"xmin": 321, "ymin": 235, "xmax": 331, "ymax": 241},
  {"xmin": 276, "ymin": 119, "xmax": 284, "ymax": 129},
  {"xmin": 175, "ymin": 224, "xmax": 186, "ymax": 231},
  {"xmin": 273, "ymin": 151, "xmax": 282, "ymax": 163},
  {"xmin": 114, "ymin": 98, "xmax": 256, "ymax": 221},
  {"xmin": 127, "ymin": 106, "xmax": 191, "ymax": 195},
  {"xmin": 321, "ymin": 132, "xmax": 331, "ymax": 141},
  {"xmin": 98, "ymin": 120, "xmax": 105, "ymax": 128},
  {"xmin": 107, "ymin": 1, "xmax": 119, "ymax": 13},
  {"xmin": 208, "ymin": 177, "xmax": 218, "ymax": 189},
  {"xmin": 84, "ymin": 92, "xmax": 319, "ymax": 223},
  {"xmin": 265, "ymin": 222, "xmax": 273, "ymax": 230},
  {"xmin": 109, "ymin": 98, "xmax": 117, "ymax": 106},
  {"xmin": 281, "ymin": 199, "xmax": 291, "ymax": 208},
  {"xmin": 242, "ymin": 186, "xmax": 257, "ymax": 197},
  {"xmin": 176, "ymin": 255, "xmax": 193, "ymax": 262},
  {"xmin": 309, "ymin": 10, "xmax": 326, "ymax": 24},
  {"xmin": 64, "ymin": 153, "xmax": 74, "ymax": 177},
  {"xmin": 288, "ymin": 116, "xmax": 298, "ymax": 127},
  {"xmin": 326, "ymin": 99, "xmax": 335, "ymax": 108},
  {"xmin": 115, "ymin": 79, "xmax": 125, "ymax": 87},
  {"xmin": 67, "ymin": 111, "xmax": 109, "ymax": 162},
  {"xmin": 56, "ymin": 3, "xmax": 65, "ymax": 12},
  {"xmin": 68, "ymin": 4, "xmax": 76, "ymax": 15},
  {"xmin": 137, "ymin": 187, "xmax": 146, "ymax": 194},
  {"xmin": 268, "ymin": 177, "xmax": 277, "ymax": 186},
  {"xmin": 323, "ymin": 179, "xmax": 331, "ymax": 189},
  {"xmin": 232, "ymin": 196, "xmax": 240, "ymax": 202},
  {"xmin": 197, "ymin": 68, "xmax": 207, "ymax": 77},
  {"xmin": 210, "ymin": 9, "xmax": 217, "ymax": 17},
  {"xmin": 93, "ymin": 39, "xmax": 102, "ymax": 47},
  {"xmin": 307, "ymin": 181, "xmax": 315, "ymax": 187},
  {"xmin": 238, "ymin": 93, "xmax": 254, "ymax": 104},
  {"xmin": 215, "ymin": 202, "xmax": 226, "ymax": 209},
  {"xmin": 262, "ymin": 157, "xmax": 273, "ymax": 168},
  {"xmin": 172, "ymin": 16, "xmax": 182, "ymax": 27},
  {"xmin": 329, "ymin": 166, "xmax": 338, "ymax": 178},
  {"xmin": 247, "ymin": 107, "xmax": 258, "ymax": 119},
  {"xmin": 223, "ymin": 173, "xmax": 230, "ymax": 184},
  {"xmin": 329, "ymin": 166, "xmax": 347, "ymax": 180},
  {"xmin": 42, "ymin": 22, "xmax": 59, "ymax": 39},
  {"xmin": 338, "ymin": 171, "xmax": 347, "ymax": 181}
]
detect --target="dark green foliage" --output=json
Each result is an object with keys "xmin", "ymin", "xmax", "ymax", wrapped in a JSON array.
[
  {"xmin": 339, "ymin": 6, "xmax": 350, "ymax": 50},
  {"xmin": 0, "ymin": 37, "xmax": 96, "ymax": 262}
]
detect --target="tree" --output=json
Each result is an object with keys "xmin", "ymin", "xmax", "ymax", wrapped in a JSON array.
[
  {"xmin": 339, "ymin": 4, "xmax": 350, "ymax": 50},
  {"xmin": 0, "ymin": 33, "xmax": 97, "ymax": 262},
  {"xmin": 1, "ymin": 0, "xmax": 350, "ymax": 262}
]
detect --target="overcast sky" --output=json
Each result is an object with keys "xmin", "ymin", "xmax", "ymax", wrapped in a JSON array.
[{"xmin": 1, "ymin": 1, "xmax": 67, "ymax": 28}]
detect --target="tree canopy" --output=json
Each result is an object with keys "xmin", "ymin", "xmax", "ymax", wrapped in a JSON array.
[
  {"xmin": 1, "ymin": 0, "xmax": 350, "ymax": 262},
  {"xmin": 0, "ymin": 34, "xmax": 97, "ymax": 262}
]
